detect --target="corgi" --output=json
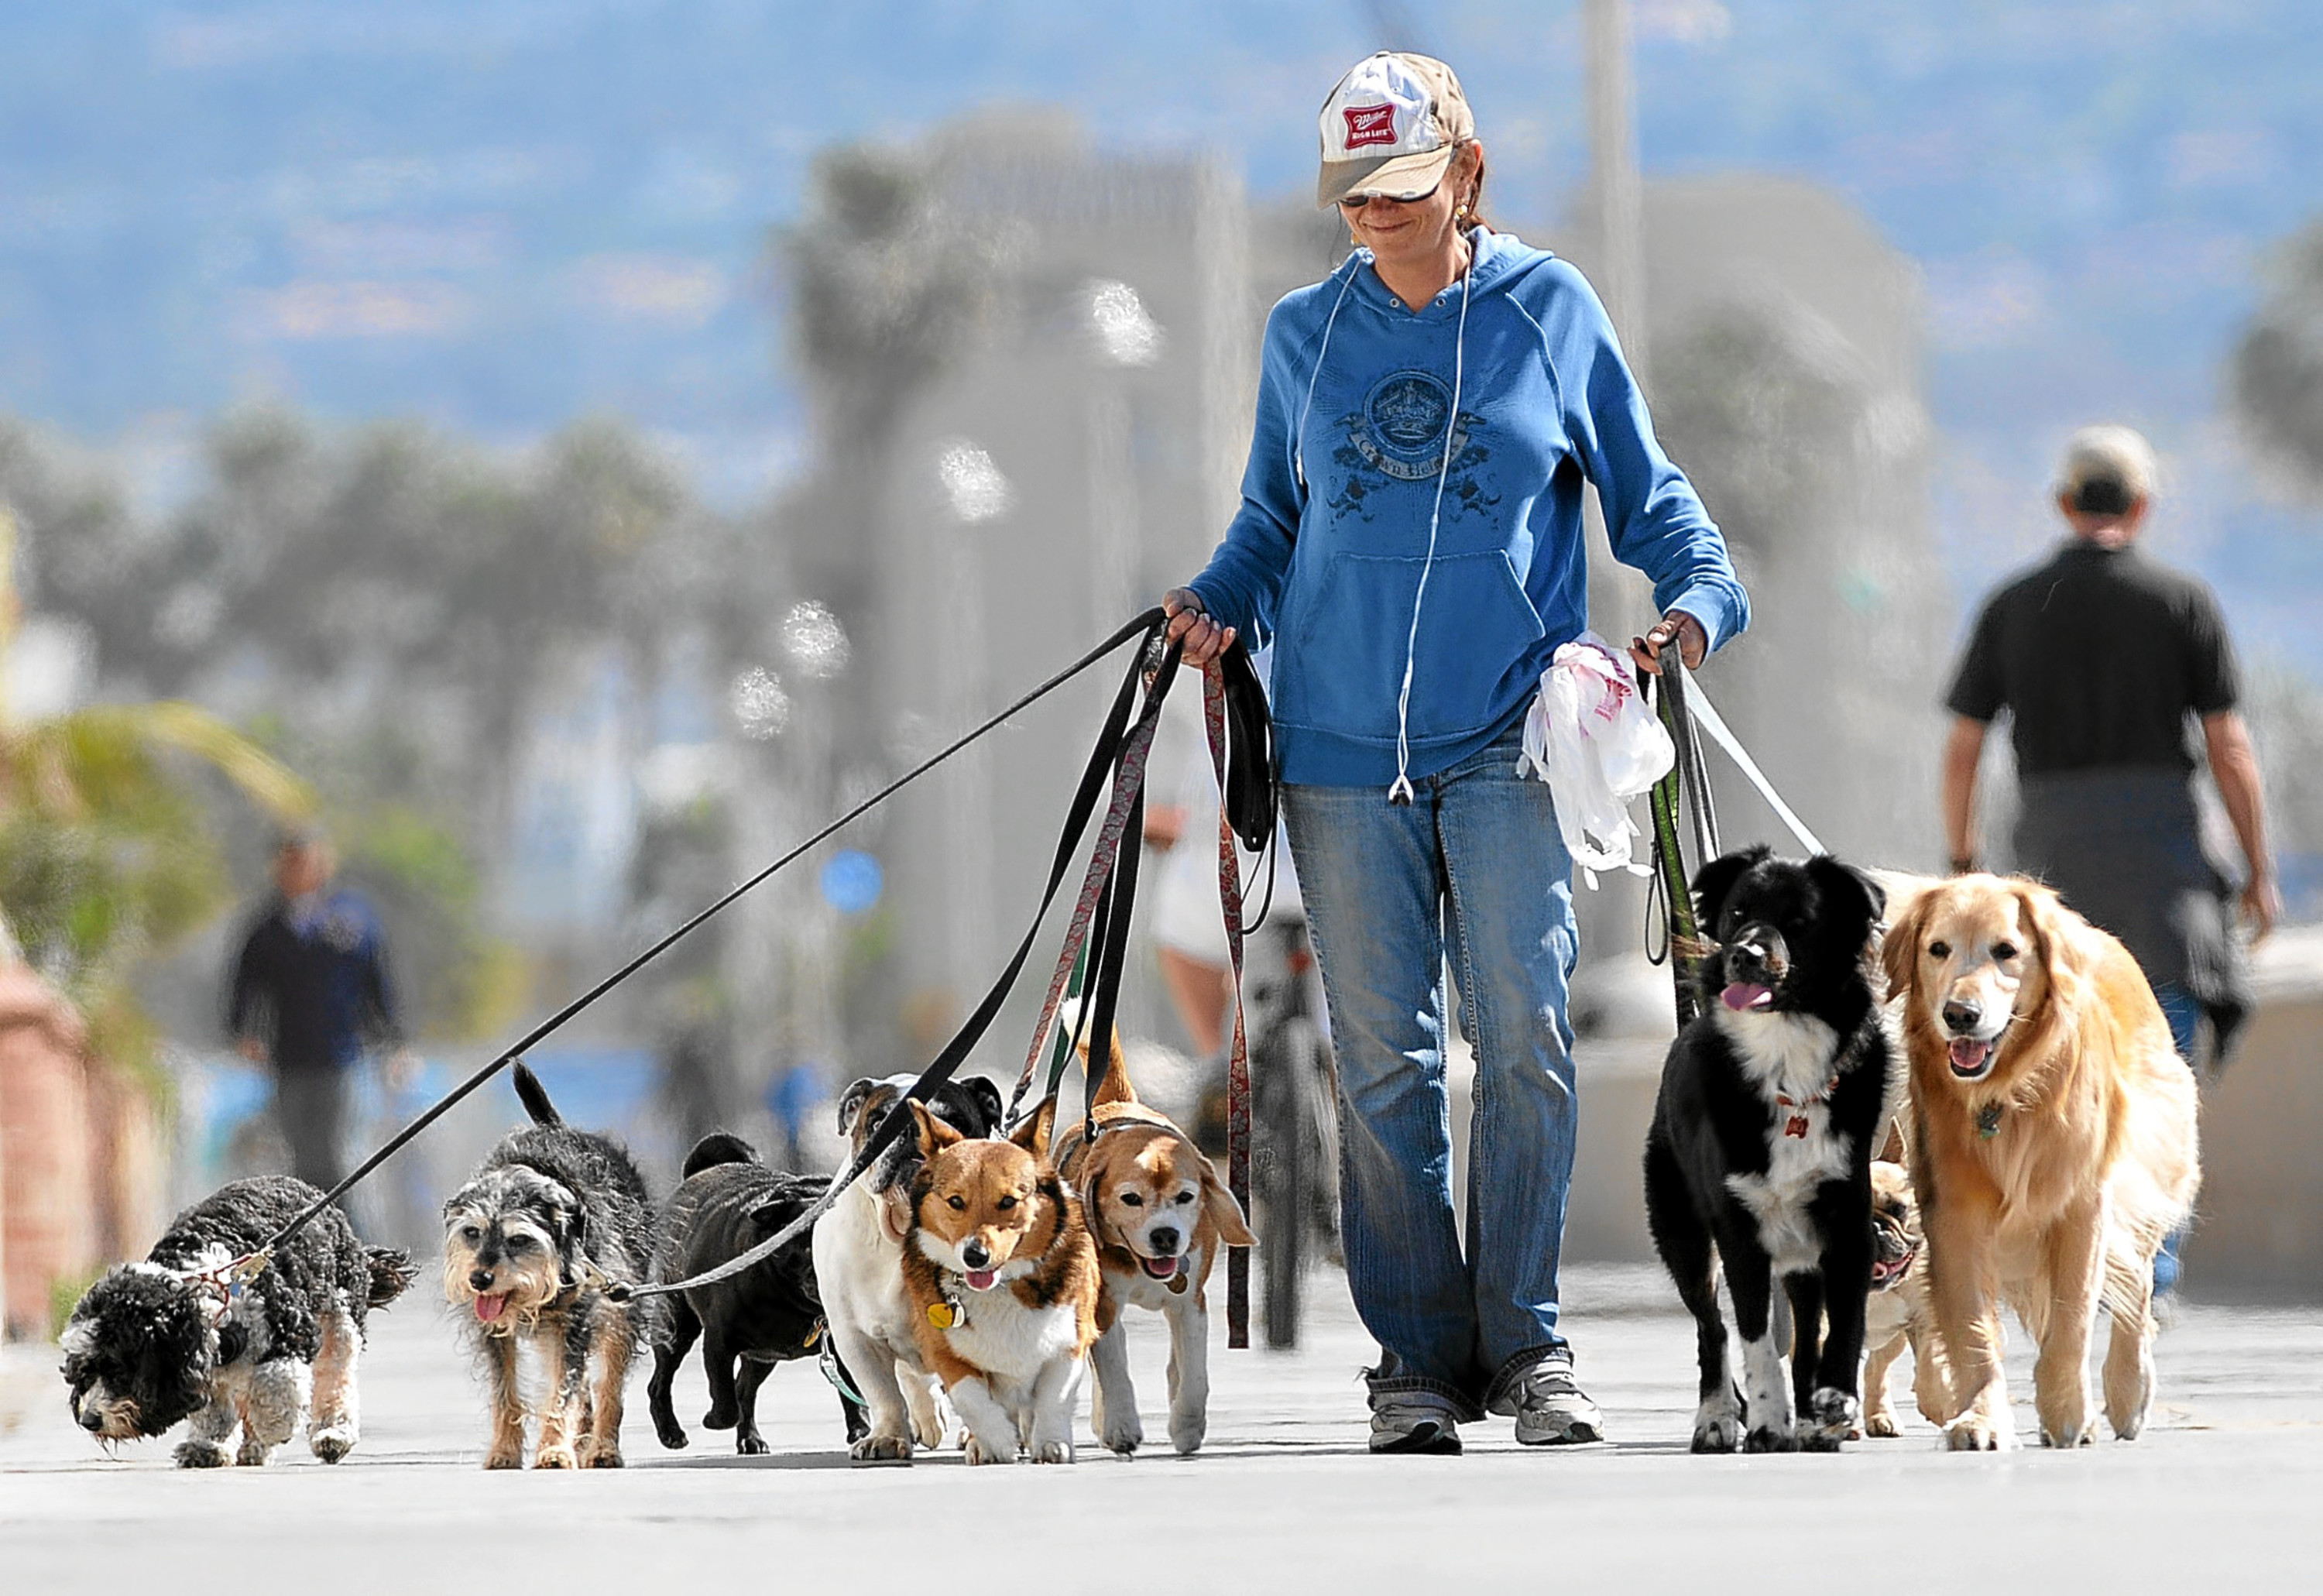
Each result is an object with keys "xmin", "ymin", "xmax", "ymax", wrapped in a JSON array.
[
  {"xmin": 1052, "ymin": 1039, "xmax": 1254, "ymax": 1456},
  {"xmin": 901, "ymin": 1100, "xmax": 1100, "ymax": 1465}
]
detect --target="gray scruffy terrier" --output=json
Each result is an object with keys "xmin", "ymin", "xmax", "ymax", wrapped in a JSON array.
[{"xmin": 442, "ymin": 1062, "xmax": 658, "ymax": 1468}]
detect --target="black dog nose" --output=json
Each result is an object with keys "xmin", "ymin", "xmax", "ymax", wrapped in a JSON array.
[
  {"xmin": 468, "ymin": 1268, "xmax": 496, "ymax": 1291},
  {"xmin": 961, "ymin": 1242, "xmax": 990, "ymax": 1269},
  {"xmin": 1148, "ymin": 1227, "xmax": 1180, "ymax": 1254},
  {"xmin": 1941, "ymin": 1000, "xmax": 1982, "ymax": 1034},
  {"xmin": 80, "ymin": 1409, "xmax": 105, "ymax": 1433}
]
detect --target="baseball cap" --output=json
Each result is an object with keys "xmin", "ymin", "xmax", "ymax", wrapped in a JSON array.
[
  {"xmin": 1316, "ymin": 52, "xmax": 1475, "ymax": 208},
  {"xmin": 2056, "ymin": 424, "xmax": 2157, "ymax": 506}
]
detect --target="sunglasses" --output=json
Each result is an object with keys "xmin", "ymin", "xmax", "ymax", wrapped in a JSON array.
[{"xmin": 1337, "ymin": 176, "xmax": 1445, "ymax": 210}]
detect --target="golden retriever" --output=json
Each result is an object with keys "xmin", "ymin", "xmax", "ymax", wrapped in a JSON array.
[{"xmin": 1881, "ymin": 874, "xmax": 2198, "ymax": 1450}]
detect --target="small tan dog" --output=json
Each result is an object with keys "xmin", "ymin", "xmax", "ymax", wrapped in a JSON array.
[
  {"xmin": 1052, "ymin": 1042, "xmax": 1256, "ymax": 1457},
  {"xmin": 1884, "ymin": 874, "xmax": 2198, "ymax": 1450},
  {"xmin": 901, "ymin": 1101, "xmax": 1100, "ymax": 1464},
  {"xmin": 1861, "ymin": 1158, "xmax": 1949, "ymax": 1437}
]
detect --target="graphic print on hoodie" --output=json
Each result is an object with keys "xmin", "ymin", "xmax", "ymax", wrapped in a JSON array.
[{"xmin": 1188, "ymin": 229, "xmax": 1749, "ymax": 789}]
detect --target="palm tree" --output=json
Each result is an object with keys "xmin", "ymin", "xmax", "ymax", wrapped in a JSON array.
[{"xmin": 0, "ymin": 507, "xmax": 314, "ymax": 1072}]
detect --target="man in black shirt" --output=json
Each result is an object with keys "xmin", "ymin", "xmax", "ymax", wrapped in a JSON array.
[
  {"xmin": 1943, "ymin": 424, "xmax": 2277, "ymax": 1048},
  {"xmin": 227, "ymin": 830, "xmax": 410, "ymax": 1196}
]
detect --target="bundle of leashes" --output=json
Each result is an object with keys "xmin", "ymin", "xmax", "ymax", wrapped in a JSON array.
[{"xmin": 215, "ymin": 607, "xmax": 1280, "ymax": 1346}]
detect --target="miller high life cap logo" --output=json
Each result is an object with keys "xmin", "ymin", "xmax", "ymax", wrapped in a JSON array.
[{"xmin": 1342, "ymin": 102, "xmax": 1400, "ymax": 150}]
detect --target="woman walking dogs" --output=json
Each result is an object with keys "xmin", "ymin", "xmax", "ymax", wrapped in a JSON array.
[{"xmin": 1165, "ymin": 51, "xmax": 1748, "ymax": 1454}]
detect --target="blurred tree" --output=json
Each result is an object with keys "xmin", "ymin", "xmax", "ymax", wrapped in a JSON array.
[
  {"xmin": 0, "ymin": 509, "xmax": 315, "ymax": 1081},
  {"xmin": 2231, "ymin": 223, "xmax": 2323, "ymax": 496}
]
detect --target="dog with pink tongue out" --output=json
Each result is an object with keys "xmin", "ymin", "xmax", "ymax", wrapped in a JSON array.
[
  {"xmin": 442, "ymin": 1062, "xmax": 658, "ymax": 1469},
  {"xmin": 1050, "ymin": 1035, "xmax": 1254, "ymax": 1457},
  {"xmin": 901, "ymin": 1099, "xmax": 1100, "ymax": 1464}
]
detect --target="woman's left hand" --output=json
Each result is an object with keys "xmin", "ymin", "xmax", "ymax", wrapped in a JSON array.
[{"xmin": 1628, "ymin": 610, "xmax": 1707, "ymax": 675}]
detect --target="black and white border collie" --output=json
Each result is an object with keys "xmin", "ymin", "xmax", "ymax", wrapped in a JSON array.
[{"xmin": 1643, "ymin": 847, "xmax": 1891, "ymax": 1453}]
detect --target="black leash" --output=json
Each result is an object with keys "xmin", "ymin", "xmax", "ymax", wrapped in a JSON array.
[
  {"xmin": 239, "ymin": 609, "xmax": 1173, "ymax": 1271},
  {"xmin": 614, "ymin": 625, "xmax": 1189, "ymax": 1305}
]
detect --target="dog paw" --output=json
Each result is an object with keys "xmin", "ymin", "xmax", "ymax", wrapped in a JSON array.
[
  {"xmin": 702, "ymin": 1402, "xmax": 737, "ymax": 1431},
  {"xmin": 1865, "ymin": 1409, "xmax": 1901, "ymax": 1439},
  {"xmin": 736, "ymin": 1433, "xmax": 769, "ymax": 1457},
  {"xmin": 311, "ymin": 1427, "xmax": 355, "ymax": 1464},
  {"xmin": 1100, "ymin": 1413, "xmax": 1144, "ymax": 1456},
  {"xmin": 850, "ymin": 1433, "xmax": 913, "ymax": 1464},
  {"xmin": 1800, "ymin": 1388, "xmax": 1856, "ymax": 1451},
  {"xmin": 235, "ymin": 1441, "xmax": 273, "ymax": 1467},
  {"xmin": 653, "ymin": 1419, "xmax": 688, "ymax": 1450},
  {"xmin": 174, "ymin": 1440, "xmax": 232, "ymax": 1469},
  {"xmin": 1742, "ymin": 1426, "xmax": 1797, "ymax": 1454},
  {"xmin": 534, "ymin": 1444, "xmax": 578, "ymax": 1470},
  {"xmin": 1690, "ymin": 1419, "xmax": 1739, "ymax": 1454},
  {"xmin": 1032, "ymin": 1438, "xmax": 1074, "ymax": 1465},
  {"xmin": 1946, "ymin": 1416, "xmax": 2016, "ymax": 1452},
  {"xmin": 2040, "ymin": 1422, "xmax": 2095, "ymax": 1450},
  {"xmin": 583, "ymin": 1445, "xmax": 623, "ymax": 1469},
  {"xmin": 483, "ymin": 1446, "xmax": 525, "ymax": 1470},
  {"xmin": 1169, "ymin": 1415, "xmax": 1206, "ymax": 1456},
  {"xmin": 962, "ymin": 1435, "xmax": 1009, "ymax": 1467}
]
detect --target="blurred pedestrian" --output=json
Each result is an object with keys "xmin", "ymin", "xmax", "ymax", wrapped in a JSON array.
[
  {"xmin": 1940, "ymin": 426, "xmax": 2279, "ymax": 1287},
  {"xmin": 1165, "ymin": 51, "xmax": 1748, "ymax": 1453},
  {"xmin": 226, "ymin": 829, "xmax": 411, "ymax": 1197}
]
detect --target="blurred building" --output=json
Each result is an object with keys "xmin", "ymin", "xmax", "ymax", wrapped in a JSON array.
[
  {"xmin": 829, "ymin": 112, "xmax": 1334, "ymax": 1057},
  {"xmin": 1563, "ymin": 173, "xmax": 1950, "ymax": 882}
]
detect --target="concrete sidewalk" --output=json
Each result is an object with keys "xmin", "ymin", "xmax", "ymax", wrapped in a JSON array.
[{"xmin": 5, "ymin": 1266, "xmax": 2320, "ymax": 1591}]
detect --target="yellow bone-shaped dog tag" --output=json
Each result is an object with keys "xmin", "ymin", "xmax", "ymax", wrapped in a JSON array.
[{"xmin": 927, "ymin": 1301, "xmax": 962, "ymax": 1330}]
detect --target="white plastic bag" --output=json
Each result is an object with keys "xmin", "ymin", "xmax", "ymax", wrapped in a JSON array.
[{"xmin": 1515, "ymin": 632, "xmax": 1675, "ymax": 887}]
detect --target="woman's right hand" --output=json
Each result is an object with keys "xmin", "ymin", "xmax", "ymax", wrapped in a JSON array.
[{"xmin": 1163, "ymin": 588, "xmax": 1237, "ymax": 668}]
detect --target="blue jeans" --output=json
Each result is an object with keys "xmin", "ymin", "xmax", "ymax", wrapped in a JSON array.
[
  {"xmin": 2150, "ymin": 982, "xmax": 2201, "ymax": 1295},
  {"xmin": 1282, "ymin": 727, "xmax": 1578, "ymax": 1420}
]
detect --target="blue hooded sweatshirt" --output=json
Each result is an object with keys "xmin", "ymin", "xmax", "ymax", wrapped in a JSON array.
[{"xmin": 1188, "ymin": 230, "xmax": 1749, "ymax": 789}]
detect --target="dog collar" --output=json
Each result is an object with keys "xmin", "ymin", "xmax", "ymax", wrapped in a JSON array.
[
  {"xmin": 1977, "ymin": 1101, "xmax": 2003, "ymax": 1140},
  {"xmin": 1773, "ymin": 1076, "xmax": 1841, "ymax": 1139}
]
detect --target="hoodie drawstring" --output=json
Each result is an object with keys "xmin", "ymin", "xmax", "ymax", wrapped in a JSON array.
[
  {"xmin": 1388, "ymin": 252, "xmax": 1473, "ymax": 805},
  {"xmin": 1292, "ymin": 259, "xmax": 1361, "ymax": 496}
]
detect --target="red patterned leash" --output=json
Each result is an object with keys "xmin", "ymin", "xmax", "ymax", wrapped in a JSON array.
[
  {"xmin": 1206, "ymin": 660, "xmax": 1254, "ymax": 1349},
  {"xmin": 1010, "ymin": 636, "xmax": 1172, "ymax": 1124}
]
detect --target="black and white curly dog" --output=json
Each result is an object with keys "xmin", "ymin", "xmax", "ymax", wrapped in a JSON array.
[
  {"xmin": 442, "ymin": 1062, "xmax": 657, "ymax": 1469},
  {"xmin": 1644, "ymin": 846, "xmax": 1892, "ymax": 1454},
  {"xmin": 61, "ymin": 1176, "xmax": 414, "ymax": 1467},
  {"xmin": 647, "ymin": 1132, "xmax": 860, "ymax": 1455}
]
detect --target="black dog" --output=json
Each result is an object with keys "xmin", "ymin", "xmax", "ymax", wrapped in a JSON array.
[
  {"xmin": 62, "ymin": 1176, "xmax": 413, "ymax": 1467},
  {"xmin": 1643, "ymin": 847, "xmax": 1891, "ymax": 1454},
  {"xmin": 441, "ymin": 1062, "xmax": 659, "ymax": 1468},
  {"xmin": 647, "ymin": 1132, "xmax": 859, "ymax": 1454}
]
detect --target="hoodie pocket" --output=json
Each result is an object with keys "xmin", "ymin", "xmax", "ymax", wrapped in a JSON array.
[{"xmin": 1286, "ymin": 549, "xmax": 1545, "ymax": 742}]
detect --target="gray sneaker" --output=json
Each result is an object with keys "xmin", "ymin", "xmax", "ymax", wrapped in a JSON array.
[
  {"xmin": 1368, "ymin": 1393, "xmax": 1463, "ymax": 1455},
  {"xmin": 1491, "ymin": 1357, "xmax": 1604, "ymax": 1445}
]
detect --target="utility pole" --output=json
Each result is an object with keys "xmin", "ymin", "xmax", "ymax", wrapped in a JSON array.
[{"xmin": 1573, "ymin": 0, "xmax": 1662, "ymax": 1009}]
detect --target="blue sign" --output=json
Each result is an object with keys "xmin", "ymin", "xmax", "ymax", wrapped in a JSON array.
[{"xmin": 820, "ymin": 849, "xmax": 884, "ymax": 915}]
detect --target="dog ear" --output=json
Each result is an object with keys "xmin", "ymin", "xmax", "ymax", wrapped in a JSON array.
[
  {"xmin": 1201, "ymin": 1163, "xmax": 1258, "ymax": 1250},
  {"xmin": 1087, "ymin": 1033, "xmax": 1137, "ymax": 1107},
  {"xmin": 1807, "ymin": 854, "xmax": 1886, "ymax": 932},
  {"xmin": 1876, "ymin": 1116, "xmax": 1908, "ymax": 1165},
  {"xmin": 908, "ymin": 1098, "xmax": 962, "ymax": 1158},
  {"xmin": 1879, "ymin": 884, "xmax": 1930, "ymax": 1004},
  {"xmin": 836, "ymin": 1077, "xmax": 878, "ymax": 1135},
  {"xmin": 962, "ymin": 1076, "xmax": 1004, "ymax": 1136},
  {"xmin": 1689, "ymin": 846, "xmax": 1769, "ymax": 935},
  {"xmin": 2012, "ymin": 878, "xmax": 2091, "ymax": 1013},
  {"xmin": 1011, "ymin": 1095, "xmax": 1058, "ymax": 1159}
]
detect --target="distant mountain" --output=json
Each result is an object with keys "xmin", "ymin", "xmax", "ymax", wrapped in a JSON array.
[{"xmin": 4, "ymin": 1, "xmax": 2318, "ymax": 659}]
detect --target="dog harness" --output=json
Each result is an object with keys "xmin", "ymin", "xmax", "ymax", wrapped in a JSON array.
[{"xmin": 1773, "ymin": 1076, "xmax": 1841, "ymax": 1139}]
